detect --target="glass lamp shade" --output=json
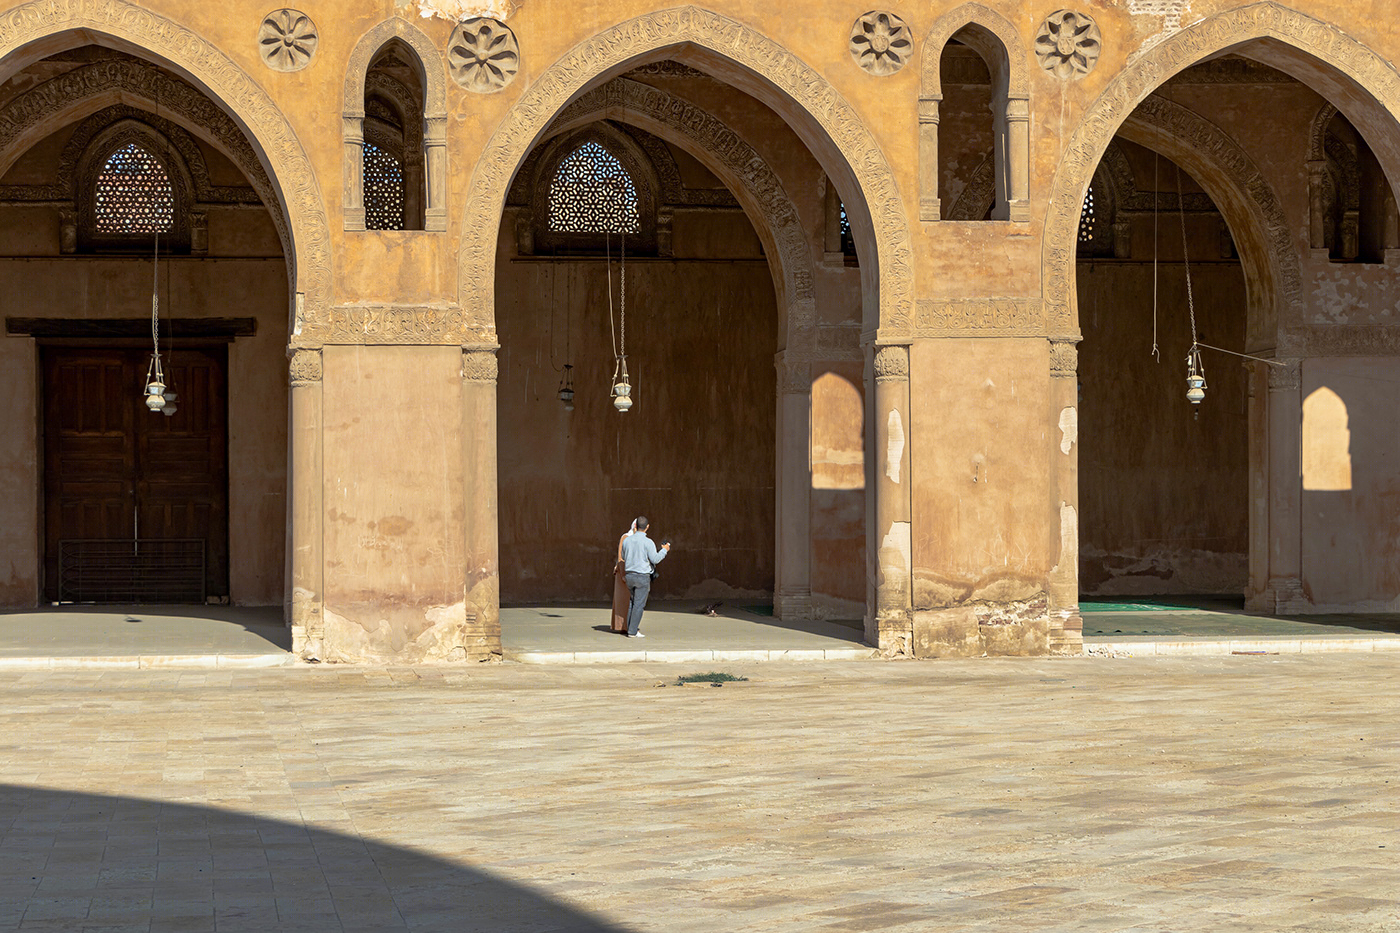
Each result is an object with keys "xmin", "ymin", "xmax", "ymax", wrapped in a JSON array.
[
  {"xmin": 612, "ymin": 382, "xmax": 632, "ymax": 412},
  {"xmin": 144, "ymin": 379, "xmax": 166, "ymax": 411},
  {"xmin": 160, "ymin": 391, "xmax": 179, "ymax": 417},
  {"xmin": 1186, "ymin": 376, "xmax": 1206, "ymax": 404}
]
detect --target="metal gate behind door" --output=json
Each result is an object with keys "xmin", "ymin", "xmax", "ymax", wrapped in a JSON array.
[{"xmin": 57, "ymin": 539, "xmax": 206, "ymax": 603}]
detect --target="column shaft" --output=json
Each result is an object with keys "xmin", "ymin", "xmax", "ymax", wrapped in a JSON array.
[
  {"xmin": 288, "ymin": 348, "xmax": 323, "ymax": 658},
  {"xmin": 870, "ymin": 345, "xmax": 912, "ymax": 653},
  {"xmin": 775, "ymin": 355, "xmax": 812, "ymax": 620},
  {"xmin": 1048, "ymin": 340, "xmax": 1082, "ymax": 655},
  {"xmin": 462, "ymin": 346, "xmax": 502, "ymax": 657}
]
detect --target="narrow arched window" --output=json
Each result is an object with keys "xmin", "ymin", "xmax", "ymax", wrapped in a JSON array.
[
  {"xmin": 839, "ymin": 201, "xmax": 857, "ymax": 257},
  {"xmin": 547, "ymin": 141, "xmax": 640, "ymax": 235},
  {"xmin": 94, "ymin": 143, "xmax": 174, "ymax": 235},
  {"xmin": 363, "ymin": 142, "xmax": 405, "ymax": 231}
]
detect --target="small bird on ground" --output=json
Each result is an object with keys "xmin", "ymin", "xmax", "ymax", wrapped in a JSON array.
[{"xmin": 700, "ymin": 602, "xmax": 722, "ymax": 617}]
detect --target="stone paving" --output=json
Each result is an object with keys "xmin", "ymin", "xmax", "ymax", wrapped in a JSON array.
[{"xmin": 1, "ymin": 654, "xmax": 1397, "ymax": 931}]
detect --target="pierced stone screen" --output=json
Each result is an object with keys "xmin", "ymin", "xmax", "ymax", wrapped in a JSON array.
[
  {"xmin": 547, "ymin": 141, "xmax": 640, "ymax": 235},
  {"xmin": 1078, "ymin": 186, "xmax": 1098, "ymax": 246},
  {"xmin": 94, "ymin": 143, "xmax": 175, "ymax": 235},
  {"xmin": 364, "ymin": 142, "xmax": 405, "ymax": 231}
]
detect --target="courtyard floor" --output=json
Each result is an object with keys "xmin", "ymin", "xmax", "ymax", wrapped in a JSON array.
[{"xmin": 1, "ymin": 654, "xmax": 1397, "ymax": 932}]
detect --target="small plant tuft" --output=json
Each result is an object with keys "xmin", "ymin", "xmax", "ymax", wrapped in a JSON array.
[{"xmin": 676, "ymin": 671, "xmax": 747, "ymax": 685}]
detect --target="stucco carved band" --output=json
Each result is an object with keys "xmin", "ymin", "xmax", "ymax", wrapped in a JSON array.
[
  {"xmin": 258, "ymin": 10, "xmax": 318, "ymax": 72},
  {"xmin": 449, "ymin": 18, "xmax": 520, "ymax": 92},
  {"xmin": 1035, "ymin": 11, "xmax": 1101, "ymax": 79},
  {"xmin": 849, "ymin": 11, "xmax": 912, "ymax": 76},
  {"xmin": 463, "ymin": 346, "xmax": 499, "ymax": 383},
  {"xmin": 873, "ymin": 345, "xmax": 910, "ymax": 383},
  {"xmin": 288, "ymin": 348, "xmax": 322, "ymax": 386}
]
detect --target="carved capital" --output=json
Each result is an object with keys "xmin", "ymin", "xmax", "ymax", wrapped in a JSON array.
[
  {"xmin": 1267, "ymin": 359, "xmax": 1301, "ymax": 391},
  {"xmin": 462, "ymin": 346, "xmax": 499, "ymax": 383},
  {"xmin": 288, "ymin": 348, "xmax": 322, "ymax": 386},
  {"xmin": 776, "ymin": 358, "xmax": 811, "ymax": 395},
  {"xmin": 1050, "ymin": 339, "xmax": 1079, "ymax": 377},
  {"xmin": 873, "ymin": 345, "xmax": 910, "ymax": 383},
  {"xmin": 917, "ymin": 97, "xmax": 941, "ymax": 125}
]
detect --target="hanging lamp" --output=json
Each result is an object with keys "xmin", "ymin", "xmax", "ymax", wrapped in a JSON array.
[
  {"xmin": 608, "ymin": 228, "xmax": 633, "ymax": 412},
  {"xmin": 143, "ymin": 228, "xmax": 167, "ymax": 412},
  {"xmin": 1175, "ymin": 163, "xmax": 1205, "ymax": 408},
  {"xmin": 557, "ymin": 363, "xmax": 575, "ymax": 410}
]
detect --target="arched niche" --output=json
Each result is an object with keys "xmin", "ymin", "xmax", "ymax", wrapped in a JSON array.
[
  {"xmin": 342, "ymin": 18, "xmax": 447, "ymax": 232},
  {"xmin": 920, "ymin": 3, "xmax": 1030, "ymax": 222}
]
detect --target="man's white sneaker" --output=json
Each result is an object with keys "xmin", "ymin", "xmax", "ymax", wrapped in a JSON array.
[{"xmin": 632, "ymin": 632, "xmax": 645, "ymax": 638}]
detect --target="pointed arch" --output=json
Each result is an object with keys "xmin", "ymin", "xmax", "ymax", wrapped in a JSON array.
[
  {"xmin": 919, "ymin": 2, "xmax": 1030, "ymax": 221},
  {"xmin": 0, "ymin": 0, "xmax": 330, "ymax": 336},
  {"xmin": 1042, "ymin": 1, "xmax": 1400, "ymax": 338},
  {"xmin": 342, "ymin": 17, "xmax": 447, "ymax": 231},
  {"xmin": 457, "ymin": 6, "xmax": 914, "ymax": 342}
]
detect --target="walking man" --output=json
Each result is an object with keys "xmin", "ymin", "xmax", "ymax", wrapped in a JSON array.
[{"xmin": 621, "ymin": 516, "xmax": 670, "ymax": 638}]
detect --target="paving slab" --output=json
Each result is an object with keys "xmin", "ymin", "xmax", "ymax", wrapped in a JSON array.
[{"xmin": 0, "ymin": 655, "xmax": 1397, "ymax": 932}]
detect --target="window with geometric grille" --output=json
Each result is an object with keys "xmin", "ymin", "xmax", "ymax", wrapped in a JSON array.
[
  {"xmin": 363, "ymin": 142, "xmax": 405, "ymax": 231},
  {"xmin": 1078, "ymin": 186, "xmax": 1098, "ymax": 247},
  {"xmin": 94, "ymin": 143, "xmax": 174, "ymax": 235},
  {"xmin": 839, "ymin": 200, "xmax": 857, "ymax": 256},
  {"xmin": 547, "ymin": 141, "xmax": 640, "ymax": 235}
]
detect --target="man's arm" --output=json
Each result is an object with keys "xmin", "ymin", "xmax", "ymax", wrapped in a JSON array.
[{"xmin": 649, "ymin": 538, "xmax": 669, "ymax": 564}]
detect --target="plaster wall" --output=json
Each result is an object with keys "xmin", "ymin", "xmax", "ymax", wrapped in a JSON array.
[
  {"xmin": 320, "ymin": 343, "xmax": 471, "ymax": 661},
  {"xmin": 1300, "ymin": 357, "xmax": 1400, "ymax": 611},
  {"xmin": 495, "ymin": 232, "xmax": 778, "ymax": 603}
]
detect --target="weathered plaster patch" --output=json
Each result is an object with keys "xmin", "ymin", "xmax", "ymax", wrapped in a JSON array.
[
  {"xmin": 1058, "ymin": 406, "xmax": 1078, "ymax": 455},
  {"xmin": 885, "ymin": 410, "xmax": 904, "ymax": 484},
  {"xmin": 410, "ymin": 0, "xmax": 520, "ymax": 19},
  {"xmin": 880, "ymin": 521, "xmax": 911, "ymax": 582},
  {"xmin": 1126, "ymin": 0, "xmax": 1190, "ymax": 31}
]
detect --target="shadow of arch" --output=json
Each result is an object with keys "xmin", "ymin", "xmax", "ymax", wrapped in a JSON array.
[
  {"xmin": 0, "ymin": 784, "xmax": 625, "ymax": 932},
  {"xmin": 0, "ymin": 0, "xmax": 333, "ymax": 337},
  {"xmin": 457, "ymin": 6, "xmax": 914, "ymax": 341},
  {"xmin": 1042, "ymin": 1, "xmax": 1400, "ymax": 338}
]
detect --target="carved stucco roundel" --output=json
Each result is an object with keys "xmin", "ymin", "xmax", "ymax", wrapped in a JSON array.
[
  {"xmin": 258, "ymin": 9, "xmax": 319, "ymax": 73},
  {"xmin": 1035, "ymin": 10, "xmax": 1101, "ymax": 79},
  {"xmin": 849, "ymin": 11, "xmax": 913, "ymax": 76},
  {"xmin": 449, "ymin": 18, "xmax": 520, "ymax": 93}
]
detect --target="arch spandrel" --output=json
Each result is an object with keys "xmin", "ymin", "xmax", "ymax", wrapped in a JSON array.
[
  {"xmin": 0, "ymin": 0, "xmax": 330, "ymax": 339},
  {"xmin": 1043, "ymin": 1, "xmax": 1400, "ymax": 337},
  {"xmin": 457, "ymin": 5, "xmax": 913, "ymax": 341}
]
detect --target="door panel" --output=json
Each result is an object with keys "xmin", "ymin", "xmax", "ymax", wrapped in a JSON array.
[{"xmin": 43, "ymin": 346, "xmax": 229, "ymax": 602}]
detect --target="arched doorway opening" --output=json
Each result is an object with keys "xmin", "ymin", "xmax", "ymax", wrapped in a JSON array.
[
  {"xmin": 1048, "ymin": 9, "xmax": 1400, "ymax": 632},
  {"xmin": 0, "ymin": 42, "xmax": 297, "ymax": 630},
  {"xmin": 492, "ymin": 63, "xmax": 869, "ymax": 649},
  {"xmin": 459, "ymin": 11, "xmax": 914, "ymax": 653}
]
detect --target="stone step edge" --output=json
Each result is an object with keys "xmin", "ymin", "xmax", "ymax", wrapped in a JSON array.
[
  {"xmin": 1086, "ymin": 638, "xmax": 1400, "ymax": 657},
  {"xmin": 0, "ymin": 654, "xmax": 296, "ymax": 670},
  {"xmin": 507, "ymin": 648, "xmax": 878, "ymax": 664}
]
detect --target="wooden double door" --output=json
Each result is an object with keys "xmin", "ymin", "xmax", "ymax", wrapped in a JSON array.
[{"xmin": 42, "ymin": 346, "xmax": 229, "ymax": 603}]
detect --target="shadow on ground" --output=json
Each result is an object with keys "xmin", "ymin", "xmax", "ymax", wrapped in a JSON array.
[{"xmin": 0, "ymin": 785, "xmax": 625, "ymax": 932}]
